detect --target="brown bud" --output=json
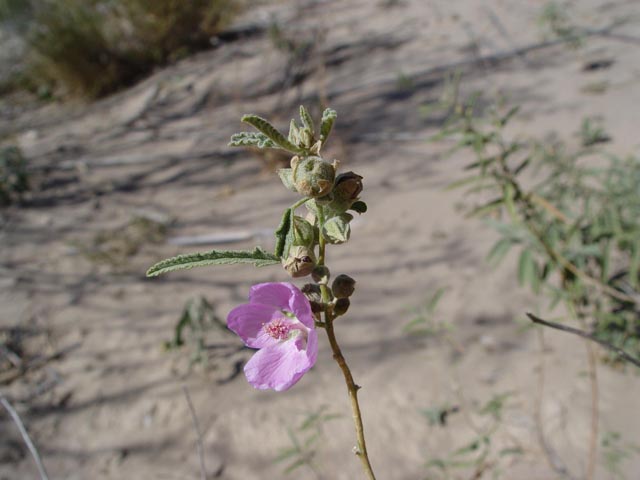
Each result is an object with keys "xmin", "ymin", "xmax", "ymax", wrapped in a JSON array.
[
  {"xmin": 301, "ymin": 283, "xmax": 322, "ymax": 303},
  {"xmin": 332, "ymin": 274, "xmax": 356, "ymax": 298},
  {"xmin": 334, "ymin": 298, "xmax": 350, "ymax": 316},
  {"xmin": 311, "ymin": 265, "xmax": 330, "ymax": 284},
  {"xmin": 333, "ymin": 172, "xmax": 363, "ymax": 201},
  {"xmin": 282, "ymin": 245, "xmax": 316, "ymax": 278}
]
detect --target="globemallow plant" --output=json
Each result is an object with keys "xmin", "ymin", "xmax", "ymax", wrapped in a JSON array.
[{"xmin": 147, "ymin": 106, "xmax": 377, "ymax": 479}]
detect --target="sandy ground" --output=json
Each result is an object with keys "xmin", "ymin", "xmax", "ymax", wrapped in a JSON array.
[{"xmin": 2, "ymin": 0, "xmax": 640, "ymax": 479}]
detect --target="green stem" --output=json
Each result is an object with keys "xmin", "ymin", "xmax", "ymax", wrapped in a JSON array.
[
  {"xmin": 291, "ymin": 197, "xmax": 310, "ymax": 211},
  {"xmin": 316, "ymin": 205, "xmax": 377, "ymax": 480}
]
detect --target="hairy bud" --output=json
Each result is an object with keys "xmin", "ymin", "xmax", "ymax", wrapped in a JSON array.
[
  {"xmin": 282, "ymin": 245, "xmax": 316, "ymax": 278},
  {"xmin": 291, "ymin": 156, "xmax": 335, "ymax": 198}
]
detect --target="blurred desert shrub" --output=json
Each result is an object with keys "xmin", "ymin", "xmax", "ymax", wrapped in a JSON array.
[
  {"xmin": 0, "ymin": 0, "xmax": 240, "ymax": 98},
  {"xmin": 0, "ymin": 145, "xmax": 29, "ymax": 206},
  {"xmin": 427, "ymin": 81, "xmax": 640, "ymax": 365}
]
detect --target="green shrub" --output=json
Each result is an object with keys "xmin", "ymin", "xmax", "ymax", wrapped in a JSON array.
[
  {"xmin": 4, "ymin": 0, "xmax": 239, "ymax": 98},
  {"xmin": 432, "ymin": 90, "xmax": 640, "ymax": 364}
]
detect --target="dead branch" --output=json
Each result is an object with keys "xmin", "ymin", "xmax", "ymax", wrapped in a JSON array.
[{"xmin": 526, "ymin": 313, "xmax": 640, "ymax": 369}]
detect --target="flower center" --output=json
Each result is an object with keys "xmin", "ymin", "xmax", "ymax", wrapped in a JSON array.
[{"xmin": 263, "ymin": 318, "xmax": 292, "ymax": 340}]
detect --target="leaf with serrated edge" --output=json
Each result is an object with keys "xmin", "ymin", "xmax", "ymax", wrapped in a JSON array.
[
  {"xmin": 241, "ymin": 115, "xmax": 302, "ymax": 153},
  {"xmin": 146, "ymin": 247, "xmax": 279, "ymax": 277},
  {"xmin": 320, "ymin": 108, "xmax": 336, "ymax": 144}
]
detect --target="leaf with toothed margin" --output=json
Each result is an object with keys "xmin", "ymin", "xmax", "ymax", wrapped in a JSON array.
[
  {"xmin": 228, "ymin": 132, "xmax": 277, "ymax": 149},
  {"xmin": 241, "ymin": 115, "xmax": 303, "ymax": 153},
  {"xmin": 320, "ymin": 108, "xmax": 337, "ymax": 144},
  {"xmin": 146, "ymin": 247, "xmax": 280, "ymax": 277}
]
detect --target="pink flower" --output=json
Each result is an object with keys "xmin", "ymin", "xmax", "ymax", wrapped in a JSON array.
[{"xmin": 227, "ymin": 282, "xmax": 318, "ymax": 391}]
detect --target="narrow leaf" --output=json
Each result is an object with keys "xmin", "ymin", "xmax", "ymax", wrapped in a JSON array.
[
  {"xmin": 288, "ymin": 119, "xmax": 299, "ymax": 144},
  {"xmin": 466, "ymin": 198, "xmax": 504, "ymax": 218},
  {"xmin": 299, "ymin": 105, "xmax": 315, "ymax": 136},
  {"xmin": 146, "ymin": 247, "xmax": 280, "ymax": 277},
  {"xmin": 320, "ymin": 108, "xmax": 337, "ymax": 144},
  {"xmin": 499, "ymin": 106, "xmax": 520, "ymax": 126},
  {"xmin": 445, "ymin": 175, "xmax": 485, "ymax": 191},
  {"xmin": 486, "ymin": 238, "xmax": 512, "ymax": 266},
  {"xmin": 518, "ymin": 249, "xmax": 534, "ymax": 287},
  {"xmin": 228, "ymin": 132, "xmax": 277, "ymax": 149},
  {"xmin": 274, "ymin": 208, "xmax": 293, "ymax": 258},
  {"xmin": 241, "ymin": 115, "xmax": 302, "ymax": 153}
]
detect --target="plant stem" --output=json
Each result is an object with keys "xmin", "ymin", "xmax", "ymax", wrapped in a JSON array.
[
  {"xmin": 324, "ymin": 310, "xmax": 377, "ymax": 480},
  {"xmin": 316, "ymin": 205, "xmax": 377, "ymax": 480}
]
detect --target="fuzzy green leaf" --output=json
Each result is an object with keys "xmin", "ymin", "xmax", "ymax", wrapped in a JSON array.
[
  {"xmin": 274, "ymin": 208, "xmax": 294, "ymax": 258},
  {"xmin": 241, "ymin": 115, "xmax": 303, "ymax": 153},
  {"xmin": 320, "ymin": 108, "xmax": 337, "ymax": 144},
  {"xmin": 228, "ymin": 132, "xmax": 277, "ymax": 149},
  {"xmin": 146, "ymin": 247, "xmax": 280, "ymax": 277},
  {"xmin": 277, "ymin": 168, "xmax": 297, "ymax": 192},
  {"xmin": 288, "ymin": 119, "xmax": 299, "ymax": 144},
  {"xmin": 299, "ymin": 105, "xmax": 315, "ymax": 136}
]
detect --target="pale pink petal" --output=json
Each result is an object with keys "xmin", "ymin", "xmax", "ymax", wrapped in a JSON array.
[
  {"xmin": 249, "ymin": 283, "xmax": 315, "ymax": 329},
  {"xmin": 244, "ymin": 333, "xmax": 317, "ymax": 391},
  {"xmin": 288, "ymin": 287, "xmax": 315, "ymax": 329},
  {"xmin": 249, "ymin": 283, "xmax": 294, "ymax": 309},
  {"xmin": 227, "ymin": 303, "xmax": 279, "ymax": 348}
]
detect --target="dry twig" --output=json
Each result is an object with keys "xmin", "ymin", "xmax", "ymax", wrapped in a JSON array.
[
  {"xmin": 526, "ymin": 313, "xmax": 640, "ymax": 369},
  {"xmin": 183, "ymin": 386, "xmax": 207, "ymax": 480},
  {"xmin": 0, "ymin": 395, "xmax": 50, "ymax": 480}
]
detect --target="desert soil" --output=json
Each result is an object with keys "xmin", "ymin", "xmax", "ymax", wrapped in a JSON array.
[{"xmin": 2, "ymin": 0, "xmax": 640, "ymax": 479}]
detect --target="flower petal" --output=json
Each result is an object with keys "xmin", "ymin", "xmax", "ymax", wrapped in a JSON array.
[
  {"xmin": 249, "ymin": 283, "xmax": 295, "ymax": 309},
  {"xmin": 288, "ymin": 286, "xmax": 315, "ymax": 329},
  {"xmin": 227, "ymin": 303, "xmax": 279, "ymax": 348},
  {"xmin": 244, "ymin": 334, "xmax": 316, "ymax": 391}
]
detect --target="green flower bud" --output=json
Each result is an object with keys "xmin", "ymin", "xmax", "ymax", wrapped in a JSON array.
[
  {"xmin": 331, "ymin": 274, "xmax": 355, "ymax": 298},
  {"xmin": 311, "ymin": 265, "xmax": 330, "ymax": 284},
  {"xmin": 282, "ymin": 245, "xmax": 316, "ymax": 278},
  {"xmin": 334, "ymin": 298, "xmax": 350, "ymax": 316},
  {"xmin": 321, "ymin": 213, "xmax": 352, "ymax": 244},
  {"xmin": 291, "ymin": 156, "xmax": 335, "ymax": 198},
  {"xmin": 333, "ymin": 171, "xmax": 363, "ymax": 202},
  {"xmin": 292, "ymin": 215, "xmax": 315, "ymax": 247}
]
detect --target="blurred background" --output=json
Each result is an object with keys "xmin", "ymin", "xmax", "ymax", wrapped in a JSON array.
[{"xmin": 1, "ymin": 0, "xmax": 640, "ymax": 478}]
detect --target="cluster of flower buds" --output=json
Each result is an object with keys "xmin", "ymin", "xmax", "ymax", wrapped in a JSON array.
[
  {"xmin": 229, "ymin": 105, "xmax": 366, "ymax": 284},
  {"xmin": 280, "ymin": 161, "xmax": 364, "ymax": 276},
  {"xmin": 301, "ymin": 271, "xmax": 356, "ymax": 319}
]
